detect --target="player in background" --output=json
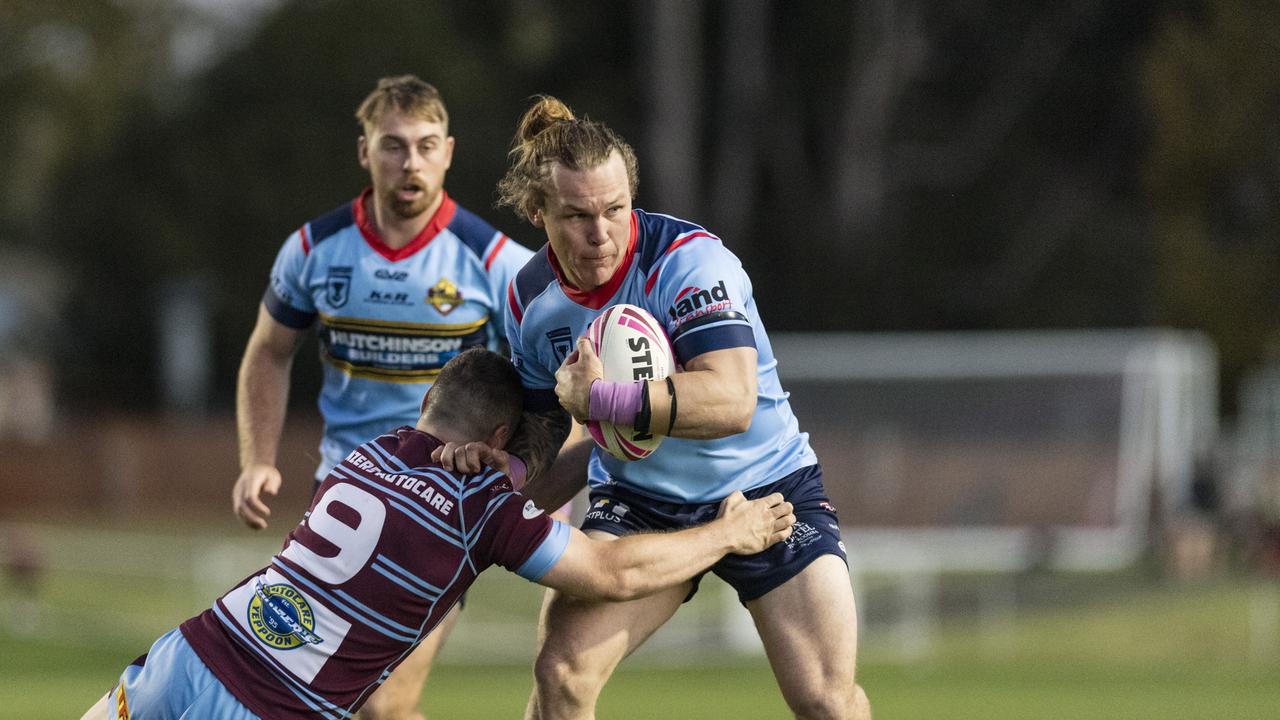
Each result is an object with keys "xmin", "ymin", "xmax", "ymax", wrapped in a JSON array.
[
  {"xmin": 82, "ymin": 348, "xmax": 796, "ymax": 720},
  {"xmin": 438, "ymin": 96, "xmax": 872, "ymax": 719},
  {"xmin": 230, "ymin": 75, "xmax": 533, "ymax": 719}
]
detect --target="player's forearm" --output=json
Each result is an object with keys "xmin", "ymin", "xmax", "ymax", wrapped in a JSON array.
[
  {"xmin": 603, "ymin": 522, "xmax": 735, "ymax": 600},
  {"xmin": 236, "ymin": 344, "xmax": 294, "ymax": 468},
  {"xmin": 644, "ymin": 367, "xmax": 755, "ymax": 440}
]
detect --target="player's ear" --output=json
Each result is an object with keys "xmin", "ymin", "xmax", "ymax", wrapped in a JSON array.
[
  {"xmin": 357, "ymin": 135, "xmax": 370, "ymax": 169},
  {"xmin": 487, "ymin": 422, "xmax": 512, "ymax": 451},
  {"xmin": 418, "ymin": 387, "xmax": 432, "ymax": 421}
]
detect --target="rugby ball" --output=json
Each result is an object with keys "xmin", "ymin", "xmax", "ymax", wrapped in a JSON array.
[{"xmin": 584, "ymin": 304, "xmax": 674, "ymax": 461}]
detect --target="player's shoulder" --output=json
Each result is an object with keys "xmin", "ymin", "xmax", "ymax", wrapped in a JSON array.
[
  {"xmin": 300, "ymin": 199, "xmax": 358, "ymax": 250},
  {"xmin": 483, "ymin": 472, "xmax": 517, "ymax": 498},
  {"xmin": 446, "ymin": 202, "xmax": 503, "ymax": 260},
  {"xmin": 633, "ymin": 208, "xmax": 723, "ymax": 274},
  {"xmin": 458, "ymin": 468, "xmax": 518, "ymax": 513},
  {"xmin": 509, "ymin": 245, "xmax": 557, "ymax": 323}
]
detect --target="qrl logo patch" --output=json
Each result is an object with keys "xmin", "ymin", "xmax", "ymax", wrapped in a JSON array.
[
  {"xmin": 326, "ymin": 266, "xmax": 353, "ymax": 308},
  {"xmin": 546, "ymin": 327, "xmax": 573, "ymax": 365},
  {"xmin": 248, "ymin": 582, "xmax": 324, "ymax": 650}
]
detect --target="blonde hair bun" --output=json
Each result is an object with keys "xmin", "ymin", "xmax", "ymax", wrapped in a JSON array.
[{"xmin": 516, "ymin": 95, "xmax": 575, "ymax": 145}]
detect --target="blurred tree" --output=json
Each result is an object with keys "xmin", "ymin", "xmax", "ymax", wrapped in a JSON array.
[
  {"xmin": 1141, "ymin": 0, "xmax": 1280, "ymax": 407},
  {"xmin": 44, "ymin": 0, "xmax": 640, "ymax": 409},
  {"xmin": 0, "ymin": 0, "xmax": 203, "ymax": 410},
  {"xmin": 693, "ymin": 2, "xmax": 1160, "ymax": 333},
  {"xmin": 638, "ymin": 0, "xmax": 704, "ymax": 219},
  {"xmin": 31, "ymin": 0, "xmax": 1272, "ymax": 413},
  {"xmin": 0, "ymin": 0, "xmax": 181, "ymax": 242}
]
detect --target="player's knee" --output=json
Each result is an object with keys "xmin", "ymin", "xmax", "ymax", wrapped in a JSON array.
[
  {"xmin": 786, "ymin": 676, "xmax": 862, "ymax": 720},
  {"xmin": 788, "ymin": 694, "xmax": 850, "ymax": 720},
  {"xmin": 532, "ymin": 648, "xmax": 606, "ymax": 707}
]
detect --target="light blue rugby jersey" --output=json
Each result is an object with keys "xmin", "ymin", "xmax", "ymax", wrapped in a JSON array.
[
  {"xmin": 506, "ymin": 209, "xmax": 816, "ymax": 503},
  {"xmin": 265, "ymin": 189, "xmax": 533, "ymax": 478}
]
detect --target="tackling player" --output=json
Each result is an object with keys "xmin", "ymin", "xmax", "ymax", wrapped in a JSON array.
[
  {"xmin": 442, "ymin": 96, "xmax": 872, "ymax": 719},
  {"xmin": 230, "ymin": 76, "xmax": 533, "ymax": 718},
  {"xmin": 83, "ymin": 349, "xmax": 794, "ymax": 719}
]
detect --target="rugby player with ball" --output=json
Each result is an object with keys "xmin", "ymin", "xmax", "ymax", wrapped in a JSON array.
[{"xmin": 437, "ymin": 96, "xmax": 872, "ymax": 719}]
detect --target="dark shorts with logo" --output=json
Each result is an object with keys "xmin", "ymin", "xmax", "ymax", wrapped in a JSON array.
[{"xmin": 580, "ymin": 464, "xmax": 847, "ymax": 604}]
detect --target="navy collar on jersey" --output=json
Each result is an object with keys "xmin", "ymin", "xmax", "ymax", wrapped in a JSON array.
[
  {"xmin": 354, "ymin": 187, "xmax": 458, "ymax": 262},
  {"xmin": 393, "ymin": 426, "xmax": 446, "ymax": 467},
  {"xmin": 546, "ymin": 211, "xmax": 639, "ymax": 310}
]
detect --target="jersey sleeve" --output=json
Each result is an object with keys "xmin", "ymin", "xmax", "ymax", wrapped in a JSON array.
[
  {"xmin": 262, "ymin": 228, "xmax": 317, "ymax": 329},
  {"xmin": 648, "ymin": 238, "xmax": 757, "ymax": 364},
  {"xmin": 504, "ymin": 287, "xmax": 561, "ymax": 413},
  {"xmin": 475, "ymin": 492, "xmax": 571, "ymax": 581},
  {"xmin": 486, "ymin": 238, "xmax": 534, "ymax": 344}
]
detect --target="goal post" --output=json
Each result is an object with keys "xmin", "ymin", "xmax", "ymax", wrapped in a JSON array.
[
  {"xmin": 770, "ymin": 329, "xmax": 1218, "ymax": 571},
  {"xmin": 754, "ymin": 329, "xmax": 1219, "ymax": 658}
]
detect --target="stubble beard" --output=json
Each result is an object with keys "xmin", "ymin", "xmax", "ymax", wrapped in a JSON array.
[{"xmin": 381, "ymin": 183, "xmax": 438, "ymax": 221}]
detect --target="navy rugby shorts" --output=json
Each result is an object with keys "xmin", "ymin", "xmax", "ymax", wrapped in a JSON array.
[{"xmin": 581, "ymin": 464, "xmax": 848, "ymax": 603}]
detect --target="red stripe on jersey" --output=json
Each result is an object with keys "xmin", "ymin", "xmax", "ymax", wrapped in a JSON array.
[
  {"xmin": 644, "ymin": 231, "xmax": 715, "ymax": 295},
  {"xmin": 550, "ymin": 212, "xmax": 638, "ymax": 310},
  {"xmin": 508, "ymin": 280, "xmax": 523, "ymax": 325},
  {"xmin": 300, "ymin": 224, "xmax": 311, "ymax": 255},
  {"xmin": 354, "ymin": 188, "xmax": 458, "ymax": 262},
  {"xmin": 484, "ymin": 234, "xmax": 509, "ymax": 271}
]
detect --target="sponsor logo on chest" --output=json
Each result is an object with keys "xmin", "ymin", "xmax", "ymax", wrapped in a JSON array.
[
  {"xmin": 248, "ymin": 581, "xmax": 324, "ymax": 650},
  {"xmin": 366, "ymin": 289, "xmax": 413, "ymax": 306},
  {"xmin": 667, "ymin": 280, "xmax": 732, "ymax": 324}
]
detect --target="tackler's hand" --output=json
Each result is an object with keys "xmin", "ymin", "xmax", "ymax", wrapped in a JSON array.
[
  {"xmin": 432, "ymin": 441, "xmax": 509, "ymax": 476},
  {"xmin": 717, "ymin": 491, "xmax": 795, "ymax": 555}
]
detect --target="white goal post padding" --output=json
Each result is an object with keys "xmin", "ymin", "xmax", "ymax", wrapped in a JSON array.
[{"xmin": 770, "ymin": 329, "xmax": 1219, "ymax": 572}]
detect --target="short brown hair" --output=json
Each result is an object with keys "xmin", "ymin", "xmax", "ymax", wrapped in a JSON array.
[
  {"xmin": 422, "ymin": 348, "xmax": 522, "ymax": 440},
  {"xmin": 355, "ymin": 75, "xmax": 448, "ymax": 134},
  {"xmin": 496, "ymin": 95, "xmax": 638, "ymax": 222}
]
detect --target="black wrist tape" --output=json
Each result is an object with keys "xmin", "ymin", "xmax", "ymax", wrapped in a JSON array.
[
  {"xmin": 665, "ymin": 376, "xmax": 677, "ymax": 435},
  {"xmin": 634, "ymin": 381, "xmax": 653, "ymax": 434}
]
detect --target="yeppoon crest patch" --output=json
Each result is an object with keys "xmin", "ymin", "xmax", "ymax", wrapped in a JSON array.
[
  {"xmin": 248, "ymin": 581, "xmax": 324, "ymax": 650},
  {"xmin": 426, "ymin": 277, "xmax": 464, "ymax": 315}
]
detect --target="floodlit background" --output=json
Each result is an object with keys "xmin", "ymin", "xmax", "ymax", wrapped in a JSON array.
[{"xmin": 2, "ymin": 1, "xmax": 1279, "ymax": 718}]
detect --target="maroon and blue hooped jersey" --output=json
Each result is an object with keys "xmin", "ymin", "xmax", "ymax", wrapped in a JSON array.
[
  {"xmin": 263, "ymin": 189, "xmax": 533, "ymax": 478},
  {"xmin": 506, "ymin": 209, "xmax": 817, "ymax": 503},
  {"xmin": 180, "ymin": 427, "xmax": 569, "ymax": 719}
]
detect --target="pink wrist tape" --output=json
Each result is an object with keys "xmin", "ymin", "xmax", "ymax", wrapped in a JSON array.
[
  {"xmin": 507, "ymin": 455, "xmax": 527, "ymax": 490},
  {"xmin": 588, "ymin": 379, "xmax": 644, "ymax": 425}
]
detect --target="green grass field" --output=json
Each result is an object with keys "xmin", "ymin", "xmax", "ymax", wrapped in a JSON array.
[{"xmin": 2, "ymin": 520, "xmax": 1279, "ymax": 718}]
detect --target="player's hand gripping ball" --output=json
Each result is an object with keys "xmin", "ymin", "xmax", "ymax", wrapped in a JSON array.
[{"xmin": 583, "ymin": 304, "xmax": 674, "ymax": 461}]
